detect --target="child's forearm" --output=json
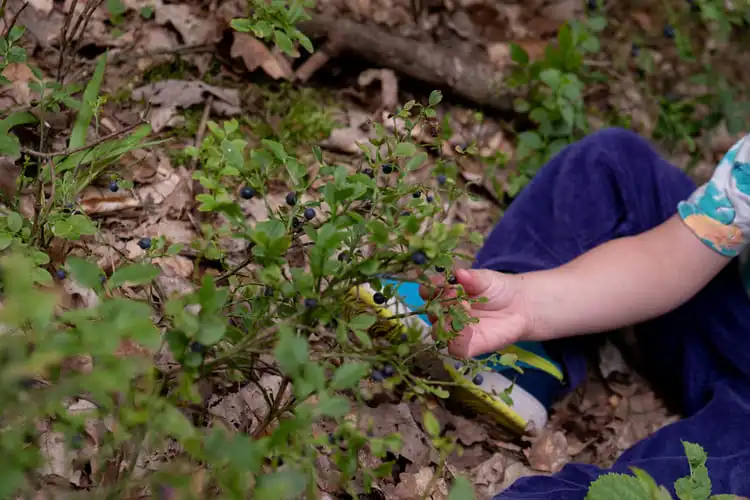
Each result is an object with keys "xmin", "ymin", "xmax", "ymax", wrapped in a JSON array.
[{"xmin": 520, "ymin": 215, "xmax": 732, "ymax": 341}]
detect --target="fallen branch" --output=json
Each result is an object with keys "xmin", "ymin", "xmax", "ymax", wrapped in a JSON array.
[{"xmin": 299, "ymin": 14, "xmax": 513, "ymax": 112}]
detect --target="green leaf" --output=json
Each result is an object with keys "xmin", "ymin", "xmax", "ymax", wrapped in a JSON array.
[
  {"xmin": 253, "ymin": 470, "xmax": 307, "ymax": 499},
  {"xmin": 195, "ymin": 315, "xmax": 227, "ymax": 346},
  {"xmin": 448, "ymin": 476, "xmax": 476, "ymax": 500},
  {"xmin": 674, "ymin": 441, "xmax": 711, "ymax": 500},
  {"xmin": 108, "ymin": 262, "xmax": 161, "ymax": 288},
  {"xmin": 230, "ymin": 18, "xmax": 253, "ymax": 32},
  {"xmin": 422, "ymin": 410, "xmax": 440, "ymax": 437},
  {"xmin": 262, "ymin": 139, "xmax": 287, "ymax": 161},
  {"xmin": 296, "ymin": 32, "xmax": 314, "ymax": 53},
  {"xmin": 69, "ymin": 53, "xmax": 107, "ymax": 150},
  {"xmin": 630, "ymin": 467, "xmax": 672, "ymax": 500},
  {"xmin": 274, "ymin": 327, "xmax": 309, "ymax": 377},
  {"xmin": 330, "ymin": 362, "xmax": 370, "ymax": 390},
  {"xmin": 517, "ymin": 131, "xmax": 543, "ymax": 150},
  {"xmin": 6, "ymin": 212, "xmax": 22, "ymax": 233},
  {"xmin": 428, "ymin": 90, "xmax": 443, "ymax": 106},
  {"xmin": 405, "ymin": 152, "xmax": 427, "ymax": 171},
  {"xmin": 510, "ymin": 43, "xmax": 529, "ymax": 64},
  {"xmin": 66, "ymin": 256, "xmax": 103, "ymax": 289},
  {"xmin": 0, "ymin": 133, "xmax": 21, "ymax": 159},
  {"xmin": 349, "ymin": 314, "xmax": 376, "ymax": 330},
  {"xmin": 274, "ymin": 29, "xmax": 295, "ymax": 56},
  {"xmin": 316, "ymin": 393, "xmax": 351, "ymax": 418},
  {"xmin": 394, "ymin": 142, "xmax": 417, "ymax": 157},
  {"xmin": 586, "ymin": 473, "xmax": 650, "ymax": 500},
  {"xmin": 539, "ymin": 68, "xmax": 562, "ymax": 89}
]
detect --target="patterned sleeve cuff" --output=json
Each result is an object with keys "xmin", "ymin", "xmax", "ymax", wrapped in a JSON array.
[{"xmin": 677, "ymin": 135, "xmax": 750, "ymax": 258}]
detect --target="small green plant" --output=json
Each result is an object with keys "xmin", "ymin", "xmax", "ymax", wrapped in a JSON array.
[
  {"xmin": 586, "ymin": 441, "xmax": 740, "ymax": 500},
  {"xmin": 231, "ymin": 0, "xmax": 315, "ymax": 57},
  {"xmin": 505, "ymin": 16, "xmax": 605, "ymax": 196}
]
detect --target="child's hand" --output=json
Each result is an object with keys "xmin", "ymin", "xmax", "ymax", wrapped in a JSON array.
[{"xmin": 419, "ymin": 268, "xmax": 533, "ymax": 359}]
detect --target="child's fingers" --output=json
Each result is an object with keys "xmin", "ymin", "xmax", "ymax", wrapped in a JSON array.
[{"xmin": 418, "ymin": 275, "xmax": 445, "ymax": 301}]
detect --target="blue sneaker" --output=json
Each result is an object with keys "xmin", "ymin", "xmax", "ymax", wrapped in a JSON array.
[{"xmin": 347, "ymin": 280, "xmax": 566, "ymax": 434}]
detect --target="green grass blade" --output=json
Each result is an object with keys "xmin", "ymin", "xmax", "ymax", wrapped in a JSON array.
[{"xmin": 68, "ymin": 53, "xmax": 107, "ymax": 150}]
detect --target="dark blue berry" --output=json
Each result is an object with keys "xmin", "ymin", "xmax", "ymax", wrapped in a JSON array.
[
  {"xmin": 400, "ymin": 334, "xmax": 408, "ymax": 342},
  {"xmin": 472, "ymin": 374, "xmax": 484, "ymax": 385},
  {"xmin": 400, "ymin": 210, "xmax": 411, "ymax": 217},
  {"xmin": 264, "ymin": 286, "xmax": 274, "ymax": 297},
  {"xmin": 371, "ymin": 370, "xmax": 384, "ymax": 382},
  {"xmin": 631, "ymin": 43, "xmax": 639, "ymax": 57},
  {"xmin": 55, "ymin": 268, "xmax": 67, "ymax": 280},
  {"xmin": 383, "ymin": 364, "xmax": 395, "ymax": 377},
  {"xmin": 240, "ymin": 186, "xmax": 256, "ymax": 199},
  {"xmin": 663, "ymin": 24, "xmax": 675, "ymax": 38},
  {"xmin": 435, "ymin": 266, "xmax": 445, "ymax": 273},
  {"xmin": 411, "ymin": 251, "xmax": 427, "ymax": 266},
  {"xmin": 454, "ymin": 361, "xmax": 462, "ymax": 370},
  {"xmin": 448, "ymin": 276, "xmax": 458, "ymax": 285},
  {"xmin": 413, "ymin": 191, "xmax": 421, "ymax": 198},
  {"xmin": 109, "ymin": 181, "xmax": 119, "ymax": 192},
  {"xmin": 426, "ymin": 195, "xmax": 434, "ymax": 202},
  {"xmin": 381, "ymin": 163, "xmax": 393, "ymax": 174},
  {"xmin": 328, "ymin": 433, "xmax": 336, "ymax": 444},
  {"xmin": 99, "ymin": 274, "xmax": 107, "ymax": 284},
  {"xmin": 285, "ymin": 192, "xmax": 297, "ymax": 206},
  {"xmin": 338, "ymin": 251, "xmax": 350, "ymax": 262},
  {"xmin": 138, "ymin": 237, "xmax": 152, "ymax": 250},
  {"xmin": 363, "ymin": 168, "xmax": 374, "ymax": 178},
  {"xmin": 373, "ymin": 292, "xmax": 386, "ymax": 305},
  {"xmin": 304, "ymin": 207, "xmax": 316, "ymax": 220},
  {"xmin": 304, "ymin": 298, "xmax": 318, "ymax": 309},
  {"xmin": 189, "ymin": 342, "xmax": 205, "ymax": 353},
  {"xmin": 587, "ymin": 0, "xmax": 597, "ymax": 10},
  {"xmin": 437, "ymin": 174, "xmax": 447, "ymax": 186},
  {"xmin": 688, "ymin": 0, "xmax": 699, "ymax": 12}
]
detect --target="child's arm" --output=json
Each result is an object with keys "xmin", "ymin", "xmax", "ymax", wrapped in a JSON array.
[{"xmin": 522, "ymin": 214, "xmax": 731, "ymax": 342}]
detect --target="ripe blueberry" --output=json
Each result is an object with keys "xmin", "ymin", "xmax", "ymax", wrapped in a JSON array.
[
  {"xmin": 664, "ymin": 24, "xmax": 675, "ymax": 38},
  {"xmin": 264, "ymin": 286, "xmax": 274, "ymax": 297},
  {"xmin": 55, "ymin": 268, "xmax": 67, "ymax": 280},
  {"xmin": 138, "ymin": 237, "xmax": 152, "ymax": 250},
  {"xmin": 304, "ymin": 207, "xmax": 316, "ymax": 220},
  {"xmin": 586, "ymin": 0, "xmax": 597, "ymax": 10},
  {"xmin": 328, "ymin": 433, "xmax": 336, "ymax": 444},
  {"xmin": 371, "ymin": 370, "xmax": 384, "ymax": 382},
  {"xmin": 400, "ymin": 210, "xmax": 411, "ymax": 217},
  {"xmin": 413, "ymin": 191, "xmax": 421, "ymax": 198},
  {"xmin": 338, "ymin": 251, "xmax": 350, "ymax": 262},
  {"xmin": 435, "ymin": 266, "xmax": 445, "ymax": 273},
  {"xmin": 411, "ymin": 251, "xmax": 427, "ymax": 265},
  {"xmin": 426, "ymin": 195, "xmax": 434, "ymax": 202},
  {"xmin": 373, "ymin": 292, "xmax": 386, "ymax": 305},
  {"xmin": 383, "ymin": 364, "xmax": 395, "ymax": 377},
  {"xmin": 381, "ymin": 163, "xmax": 393, "ymax": 174},
  {"xmin": 304, "ymin": 298, "xmax": 318, "ymax": 309},
  {"xmin": 363, "ymin": 167, "xmax": 374, "ymax": 178},
  {"xmin": 631, "ymin": 43, "xmax": 639, "ymax": 57},
  {"xmin": 448, "ymin": 275, "xmax": 458, "ymax": 285},
  {"xmin": 454, "ymin": 361, "xmax": 462, "ymax": 370},
  {"xmin": 240, "ymin": 186, "xmax": 256, "ymax": 199},
  {"xmin": 286, "ymin": 192, "xmax": 297, "ymax": 206},
  {"xmin": 400, "ymin": 334, "xmax": 408, "ymax": 342},
  {"xmin": 472, "ymin": 374, "xmax": 484, "ymax": 385},
  {"xmin": 437, "ymin": 174, "xmax": 447, "ymax": 186},
  {"xmin": 109, "ymin": 181, "xmax": 119, "ymax": 192},
  {"xmin": 189, "ymin": 342, "xmax": 205, "ymax": 353}
]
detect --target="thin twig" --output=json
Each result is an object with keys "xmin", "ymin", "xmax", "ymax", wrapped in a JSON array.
[
  {"xmin": 56, "ymin": 0, "xmax": 78, "ymax": 81},
  {"xmin": 21, "ymin": 121, "xmax": 144, "ymax": 159},
  {"xmin": 3, "ymin": 2, "xmax": 28, "ymax": 38},
  {"xmin": 188, "ymin": 95, "xmax": 214, "ymax": 170}
]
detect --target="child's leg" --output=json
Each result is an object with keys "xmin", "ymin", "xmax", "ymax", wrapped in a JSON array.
[
  {"xmin": 474, "ymin": 128, "xmax": 750, "ymax": 497},
  {"xmin": 475, "ymin": 127, "xmax": 750, "ymax": 415}
]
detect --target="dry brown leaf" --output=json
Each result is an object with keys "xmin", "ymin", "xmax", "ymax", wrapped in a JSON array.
[
  {"xmin": 358, "ymin": 68, "xmax": 399, "ymax": 110},
  {"xmin": 526, "ymin": 429, "xmax": 569, "ymax": 473},
  {"xmin": 472, "ymin": 453, "xmax": 506, "ymax": 499},
  {"xmin": 2, "ymin": 62, "xmax": 36, "ymax": 106},
  {"xmin": 231, "ymin": 32, "xmax": 293, "ymax": 80},
  {"xmin": 27, "ymin": 0, "xmax": 53, "ymax": 15},
  {"xmin": 360, "ymin": 403, "xmax": 436, "ymax": 465},
  {"xmin": 390, "ymin": 467, "xmax": 449, "ymax": 500},
  {"xmin": 154, "ymin": 4, "xmax": 220, "ymax": 46}
]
